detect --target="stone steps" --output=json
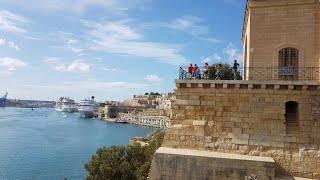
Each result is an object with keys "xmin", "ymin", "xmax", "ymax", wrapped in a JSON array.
[{"xmin": 286, "ymin": 123, "xmax": 299, "ymax": 136}]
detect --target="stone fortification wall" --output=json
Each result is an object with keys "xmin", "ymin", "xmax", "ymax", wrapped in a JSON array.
[{"xmin": 163, "ymin": 80, "xmax": 320, "ymax": 179}]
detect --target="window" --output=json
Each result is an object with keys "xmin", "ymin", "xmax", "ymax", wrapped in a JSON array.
[{"xmin": 279, "ymin": 48, "xmax": 299, "ymax": 80}]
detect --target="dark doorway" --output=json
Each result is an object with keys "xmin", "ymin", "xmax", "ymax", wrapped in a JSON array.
[
  {"xmin": 285, "ymin": 101, "xmax": 298, "ymax": 123},
  {"xmin": 285, "ymin": 101, "xmax": 299, "ymax": 135}
]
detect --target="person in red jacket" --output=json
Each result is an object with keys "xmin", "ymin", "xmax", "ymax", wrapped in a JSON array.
[
  {"xmin": 188, "ymin": 64, "xmax": 193, "ymax": 79},
  {"xmin": 193, "ymin": 64, "xmax": 199, "ymax": 79}
]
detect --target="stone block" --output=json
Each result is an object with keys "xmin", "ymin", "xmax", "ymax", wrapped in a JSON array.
[
  {"xmin": 193, "ymin": 120, "xmax": 207, "ymax": 126},
  {"xmin": 149, "ymin": 147, "xmax": 276, "ymax": 180}
]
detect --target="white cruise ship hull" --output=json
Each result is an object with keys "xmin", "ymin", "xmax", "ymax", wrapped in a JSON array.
[
  {"xmin": 56, "ymin": 104, "xmax": 78, "ymax": 113},
  {"xmin": 79, "ymin": 111, "xmax": 95, "ymax": 118},
  {"xmin": 78, "ymin": 105, "xmax": 97, "ymax": 118}
]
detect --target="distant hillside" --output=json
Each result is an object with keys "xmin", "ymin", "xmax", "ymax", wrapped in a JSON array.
[{"xmin": 5, "ymin": 99, "xmax": 56, "ymax": 108}]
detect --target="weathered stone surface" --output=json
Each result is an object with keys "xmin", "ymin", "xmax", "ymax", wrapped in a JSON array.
[{"xmin": 149, "ymin": 147, "xmax": 276, "ymax": 180}]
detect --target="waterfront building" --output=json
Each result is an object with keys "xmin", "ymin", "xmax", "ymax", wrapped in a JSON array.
[
  {"xmin": 119, "ymin": 109, "xmax": 171, "ymax": 128},
  {"xmin": 155, "ymin": 93, "xmax": 174, "ymax": 110},
  {"xmin": 150, "ymin": 0, "xmax": 320, "ymax": 179}
]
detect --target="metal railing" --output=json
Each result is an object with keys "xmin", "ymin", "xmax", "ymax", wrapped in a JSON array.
[{"xmin": 179, "ymin": 66, "xmax": 320, "ymax": 81}]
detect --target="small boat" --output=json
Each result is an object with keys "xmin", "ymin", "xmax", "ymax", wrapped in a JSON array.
[
  {"xmin": 0, "ymin": 92, "xmax": 8, "ymax": 107},
  {"xmin": 115, "ymin": 119, "xmax": 128, "ymax": 124},
  {"xmin": 78, "ymin": 96, "xmax": 98, "ymax": 118},
  {"xmin": 55, "ymin": 97, "xmax": 78, "ymax": 113}
]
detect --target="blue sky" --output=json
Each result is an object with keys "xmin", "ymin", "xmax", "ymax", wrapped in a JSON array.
[{"xmin": 0, "ymin": 0, "xmax": 246, "ymax": 101}]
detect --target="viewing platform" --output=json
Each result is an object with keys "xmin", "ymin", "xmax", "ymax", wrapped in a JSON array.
[
  {"xmin": 175, "ymin": 80, "xmax": 320, "ymax": 91},
  {"xmin": 179, "ymin": 67, "xmax": 320, "ymax": 81}
]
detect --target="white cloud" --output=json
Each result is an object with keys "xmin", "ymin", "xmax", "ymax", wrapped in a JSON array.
[
  {"xmin": 66, "ymin": 38, "xmax": 83, "ymax": 53},
  {"xmin": 202, "ymin": 52, "xmax": 222, "ymax": 64},
  {"xmin": 85, "ymin": 21, "xmax": 188, "ymax": 66},
  {"xmin": 84, "ymin": 20, "xmax": 142, "ymax": 41},
  {"xmin": 100, "ymin": 66, "xmax": 118, "ymax": 72},
  {"xmin": 0, "ymin": 38, "xmax": 5, "ymax": 46},
  {"xmin": 69, "ymin": 46, "xmax": 83, "ymax": 53},
  {"xmin": 24, "ymin": 80, "xmax": 148, "ymax": 91},
  {"xmin": 162, "ymin": 16, "xmax": 221, "ymax": 43},
  {"xmin": 0, "ymin": 0, "xmax": 146, "ymax": 14},
  {"xmin": 0, "ymin": 57, "xmax": 27, "ymax": 71},
  {"xmin": 0, "ymin": 38, "xmax": 20, "ymax": 51},
  {"xmin": 0, "ymin": 10, "xmax": 30, "ymax": 33},
  {"xmin": 43, "ymin": 57, "xmax": 61, "ymax": 64},
  {"xmin": 55, "ymin": 61, "xmax": 90, "ymax": 73},
  {"xmin": 198, "ymin": 37, "xmax": 222, "ymax": 44},
  {"xmin": 7, "ymin": 41, "xmax": 20, "ymax": 51},
  {"xmin": 144, "ymin": 74, "xmax": 162, "ymax": 83},
  {"xmin": 20, "ymin": 80, "xmax": 150, "ymax": 101},
  {"xmin": 223, "ymin": 43, "xmax": 243, "ymax": 63},
  {"xmin": 168, "ymin": 16, "xmax": 208, "ymax": 36},
  {"xmin": 63, "ymin": 81, "xmax": 148, "ymax": 89}
]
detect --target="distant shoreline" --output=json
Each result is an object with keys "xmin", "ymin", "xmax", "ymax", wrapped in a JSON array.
[{"xmin": 3, "ymin": 99, "xmax": 56, "ymax": 108}]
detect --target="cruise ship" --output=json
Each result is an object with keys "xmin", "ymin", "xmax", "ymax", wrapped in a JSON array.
[
  {"xmin": 0, "ymin": 92, "xmax": 8, "ymax": 107},
  {"xmin": 55, "ymin": 97, "xmax": 78, "ymax": 113},
  {"xmin": 78, "ymin": 96, "xmax": 98, "ymax": 118}
]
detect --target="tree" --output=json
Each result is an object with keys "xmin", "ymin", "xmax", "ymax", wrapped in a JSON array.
[
  {"xmin": 209, "ymin": 63, "xmax": 242, "ymax": 80},
  {"xmin": 85, "ymin": 132, "xmax": 164, "ymax": 180}
]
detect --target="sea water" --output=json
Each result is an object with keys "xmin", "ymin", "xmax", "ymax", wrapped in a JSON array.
[{"xmin": 0, "ymin": 108, "xmax": 154, "ymax": 180}]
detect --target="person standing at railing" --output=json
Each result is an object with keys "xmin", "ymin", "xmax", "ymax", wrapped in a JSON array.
[
  {"xmin": 232, "ymin": 60, "xmax": 240, "ymax": 80},
  {"xmin": 203, "ymin": 63, "xmax": 209, "ymax": 80},
  {"xmin": 215, "ymin": 64, "xmax": 222, "ymax": 80},
  {"xmin": 192, "ymin": 64, "xmax": 199, "ymax": 80},
  {"xmin": 188, "ymin": 64, "xmax": 193, "ymax": 79}
]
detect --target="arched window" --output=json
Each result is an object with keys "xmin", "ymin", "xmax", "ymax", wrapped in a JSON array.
[
  {"xmin": 285, "ymin": 101, "xmax": 299, "ymax": 135},
  {"xmin": 278, "ymin": 48, "xmax": 299, "ymax": 80}
]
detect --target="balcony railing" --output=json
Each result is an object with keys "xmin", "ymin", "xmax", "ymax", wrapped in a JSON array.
[{"xmin": 179, "ymin": 67, "xmax": 320, "ymax": 81}]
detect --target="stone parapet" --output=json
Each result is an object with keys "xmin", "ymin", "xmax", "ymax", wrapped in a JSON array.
[{"xmin": 176, "ymin": 80, "xmax": 320, "ymax": 90}]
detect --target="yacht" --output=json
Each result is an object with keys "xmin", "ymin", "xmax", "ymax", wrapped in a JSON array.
[
  {"xmin": 0, "ymin": 92, "xmax": 8, "ymax": 107},
  {"xmin": 78, "ymin": 96, "xmax": 98, "ymax": 118},
  {"xmin": 55, "ymin": 97, "xmax": 78, "ymax": 113}
]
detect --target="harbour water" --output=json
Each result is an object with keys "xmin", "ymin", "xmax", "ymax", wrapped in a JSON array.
[{"xmin": 0, "ymin": 108, "xmax": 154, "ymax": 180}]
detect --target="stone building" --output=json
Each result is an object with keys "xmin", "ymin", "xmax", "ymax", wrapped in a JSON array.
[
  {"xmin": 243, "ymin": 0, "xmax": 320, "ymax": 80},
  {"xmin": 150, "ymin": 0, "xmax": 320, "ymax": 179},
  {"xmin": 119, "ymin": 109, "xmax": 171, "ymax": 128}
]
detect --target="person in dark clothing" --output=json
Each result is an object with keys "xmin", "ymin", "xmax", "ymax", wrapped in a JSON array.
[
  {"xmin": 215, "ymin": 64, "xmax": 222, "ymax": 80},
  {"xmin": 232, "ymin": 60, "xmax": 240, "ymax": 80}
]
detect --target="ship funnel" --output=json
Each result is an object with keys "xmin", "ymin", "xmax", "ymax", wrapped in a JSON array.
[{"xmin": 91, "ymin": 96, "xmax": 95, "ymax": 100}]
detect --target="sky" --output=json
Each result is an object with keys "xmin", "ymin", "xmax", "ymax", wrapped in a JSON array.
[{"xmin": 0, "ymin": 0, "xmax": 246, "ymax": 101}]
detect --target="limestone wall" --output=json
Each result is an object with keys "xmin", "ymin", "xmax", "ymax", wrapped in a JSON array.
[{"xmin": 163, "ymin": 80, "xmax": 320, "ymax": 179}]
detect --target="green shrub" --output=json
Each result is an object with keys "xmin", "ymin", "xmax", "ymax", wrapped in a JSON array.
[{"xmin": 85, "ymin": 132, "xmax": 164, "ymax": 180}]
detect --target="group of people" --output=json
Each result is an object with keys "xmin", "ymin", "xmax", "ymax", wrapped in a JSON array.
[
  {"xmin": 187, "ymin": 63, "xmax": 210, "ymax": 80},
  {"xmin": 186, "ymin": 60, "xmax": 240, "ymax": 80}
]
